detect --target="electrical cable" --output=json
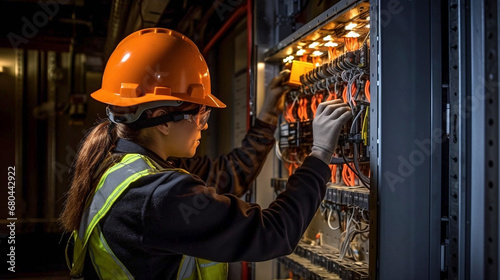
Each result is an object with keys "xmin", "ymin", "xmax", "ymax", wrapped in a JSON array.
[
  {"xmin": 275, "ymin": 142, "xmax": 299, "ymax": 165},
  {"xmin": 353, "ymin": 144, "xmax": 370, "ymax": 184},
  {"xmin": 349, "ymin": 108, "xmax": 370, "ymax": 184},
  {"xmin": 349, "ymin": 107, "xmax": 370, "ymax": 184},
  {"xmin": 339, "ymin": 209, "xmax": 356, "ymax": 259},
  {"xmin": 340, "ymin": 145, "xmax": 370, "ymax": 189},
  {"xmin": 361, "ymin": 31, "xmax": 370, "ymax": 46},
  {"xmin": 327, "ymin": 206, "xmax": 340, "ymax": 230},
  {"xmin": 360, "ymin": 208, "xmax": 369, "ymax": 223},
  {"xmin": 350, "ymin": 108, "xmax": 364, "ymax": 134},
  {"xmin": 364, "ymin": 79, "xmax": 371, "ymax": 102}
]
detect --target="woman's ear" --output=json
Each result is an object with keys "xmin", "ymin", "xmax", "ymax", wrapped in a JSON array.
[
  {"xmin": 156, "ymin": 123, "xmax": 169, "ymax": 136},
  {"xmin": 151, "ymin": 108, "xmax": 169, "ymax": 136}
]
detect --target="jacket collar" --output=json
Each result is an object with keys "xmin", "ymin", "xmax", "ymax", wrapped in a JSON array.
[{"xmin": 114, "ymin": 138, "xmax": 174, "ymax": 168}]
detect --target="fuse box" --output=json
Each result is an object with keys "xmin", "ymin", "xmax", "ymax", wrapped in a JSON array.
[{"xmin": 266, "ymin": 1, "xmax": 372, "ymax": 279}]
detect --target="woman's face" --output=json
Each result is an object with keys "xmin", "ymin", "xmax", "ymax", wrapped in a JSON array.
[{"xmin": 163, "ymin": 105, "xmax": 209, "ymax": 158}]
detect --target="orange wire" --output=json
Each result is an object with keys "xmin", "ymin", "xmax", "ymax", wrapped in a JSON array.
[
  {"xmin": 365, "ymin": 80, "xmax": 371, "ymax": 102},
  {"xmin": 284, "ymin": 102, "xmax": 294, "ymax": 122},
  {"xmin": 311, "ymin": 95, "xmax": 317, "ymax": 115},
  {"xmin": 342, "ymin": 86, "xmax": 347, "ymax": 103},
  {"xmin": 328, "ymin": 47, "xmax": 333, "ymax": 61},
  {"xmin": 297, "ymin": 99, "xmax": 302, "ymax": 120},
  {"xmin": 285, "ymin": 151, "xmax": 301, "ymax": 175},
  {"xmin": 326, "ymin": 91, "xmax": 335, "ymax": 101},
  {"xmin": 342, "ymin": 163, "xmax": 358, "ymax": 186},
  {"xmin": 316, "ymin": 93, "xmax": 323, "ymax": 111},
  {"xmin": 330, "ymin": 164, "xmax": 337, "ymax": 183},
  {"xmin": 351, "ymin": 83, "xmax": 357, "ymax": 107},
  {"xmin": 342, "ymin": 164, "xmax": 350, "ymax": 186},
  {"xmin": 298, "ymin": 98, "xmax": 304, "ymax": 121},
  {"xmin": 349, "ymin": 165, "xmax": 356, "ymax": 186},
  {"xmin": 345, "ymin": 38, "xmax": 359, "ymax": 52},
  {"xmin": 311, "ymin": 93, "xmax": 324, "ymax": 116}
]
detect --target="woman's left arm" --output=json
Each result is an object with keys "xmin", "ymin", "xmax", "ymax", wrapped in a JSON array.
[{"xmin": 170, "ymin": 119, "xmax": 276, "ymax": 196}]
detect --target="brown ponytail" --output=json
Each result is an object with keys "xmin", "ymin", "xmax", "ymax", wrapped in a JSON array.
[{"xmin": 60, "ymin": 120, "xmax": 119, "ymax": 231}]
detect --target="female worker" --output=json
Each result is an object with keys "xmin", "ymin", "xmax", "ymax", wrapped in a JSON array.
[{"xmin": 60, "ymin": 28, "xmax": 351, "ymax": 280}]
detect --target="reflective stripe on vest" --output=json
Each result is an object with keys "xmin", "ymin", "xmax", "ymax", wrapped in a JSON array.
[
  {"xmin": 71, "ymin": 154, "xmax": 153, "ymax": 279},
  {"xmin": 69, "ymin": 153, "xmax": 228, "ymax": 280},
  {"xmin": 177, "ymin": 256, "xmax": 228, "ymax": 280}
]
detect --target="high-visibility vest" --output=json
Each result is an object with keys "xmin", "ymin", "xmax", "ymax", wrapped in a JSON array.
[{"xmin": 67, "ymin": 153, "xmax": 228, "ymax": 280}]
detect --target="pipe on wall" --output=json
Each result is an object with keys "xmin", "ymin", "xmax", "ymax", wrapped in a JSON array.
[{"xmin": 202, "ymin": 1, "xmax": 253, "ymax": 131}]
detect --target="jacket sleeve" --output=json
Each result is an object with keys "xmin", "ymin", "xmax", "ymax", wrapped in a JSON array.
[
  {"xmin": 142, "ymin": 156, "xmax": 330, "ymax": 262},
  {"xmin": 168, "ymin": 119, "xmax": 276, "ymax": 197}
]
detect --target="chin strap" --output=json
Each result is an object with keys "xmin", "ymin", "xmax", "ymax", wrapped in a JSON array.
[{"xmin": 109, "ymin": 107, "xmax": 200, "ymax": 130}]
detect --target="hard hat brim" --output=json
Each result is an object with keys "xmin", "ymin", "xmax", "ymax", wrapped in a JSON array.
[{"xmin": 91, "ymin": 89, "xmax": 227, "ymax": 108}]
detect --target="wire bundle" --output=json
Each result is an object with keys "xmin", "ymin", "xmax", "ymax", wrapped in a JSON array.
[
  {"xmin": 339, "ymin": 208, "xmax": 369, "ymax": 260},
  {"xmin": 344, "ymin": 37, "xmax": 359, "ymax": 52}
]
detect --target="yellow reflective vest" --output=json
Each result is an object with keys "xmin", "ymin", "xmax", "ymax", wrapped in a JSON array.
[{"xmin": 67, "ymin": 153, "xmax": 228, "ymax": 279}]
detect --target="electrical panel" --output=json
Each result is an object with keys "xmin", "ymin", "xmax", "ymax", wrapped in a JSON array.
[{"xmin": 266, "ymin": 1, "xmax": 372, "ymax": 279}]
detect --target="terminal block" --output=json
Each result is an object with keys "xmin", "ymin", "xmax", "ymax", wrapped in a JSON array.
[
  {"xmin": 324, "ymin": 184, "xmax": 369, "ymax": 211},
  {"xmin": 279, "ymin": 120, "xmax": 313, "ymax": 149},
  {"xmin": 279, "ymin": 241, "xmax": 369, "ymax": 280}
]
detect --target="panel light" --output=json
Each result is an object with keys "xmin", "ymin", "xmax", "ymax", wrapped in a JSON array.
[
  {"xmin": 345, "ymin": 31, "xmax": 360, "ymax": 38},
  {"xmin": 308, "ymin": 42, "xmax": 320, "ymax": 48},
  {"xmin": 345, "ymin": 22, "xmax": 358, "ymax": 30},
  {"xmin": 283, "ymin": 55, "xmax": 294, "ymax": 63},
  {"xmin": 324, "ymin": 41, "xmax": 338, "ymax": 47}
]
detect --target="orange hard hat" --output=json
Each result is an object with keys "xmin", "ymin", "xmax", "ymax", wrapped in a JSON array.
[{"xmin": 91, "ymin": 28, "xmax": 226, "ymax": 108}]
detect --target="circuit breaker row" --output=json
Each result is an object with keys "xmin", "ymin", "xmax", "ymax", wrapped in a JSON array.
[
  {"xmin": 279, "ymin": 241, "xmax": 369, "ymax": 280},
  {"xmin": 279, "ymin": 120, "xmax": 313, "ymax": 148},
  {"xmin": 271, "ymin": 179, "xmax": 369, "ymax": 211},
  {"xmin": 324, "ymin": 184, "xmax": 369, "ymax": 210}
]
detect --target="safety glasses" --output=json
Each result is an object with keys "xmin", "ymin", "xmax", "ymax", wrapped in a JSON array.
[{"xmin": 179, "ymin": 106, "xmax": 211, "ymax": 130}]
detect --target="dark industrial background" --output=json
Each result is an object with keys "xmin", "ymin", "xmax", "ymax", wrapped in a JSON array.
[{"xmin": 0, "ymin": 0, "xmax": 499, "ymax": 279}]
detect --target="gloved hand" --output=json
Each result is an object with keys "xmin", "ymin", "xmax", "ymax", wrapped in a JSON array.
[
  {"xmin": 310, "ymin": 99, "xmax": 352, "ymax": 164},
  {"xmin": 257, "ymin": 70, "xmax": 291, "ymax": 125}
]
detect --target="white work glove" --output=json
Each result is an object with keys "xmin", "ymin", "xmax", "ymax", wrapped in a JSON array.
[
  {"xmin": 258, "ymin": 70, "xmax": 291, "ymax": 125},
  {"xmin": 310, "ymin": 99, "xmax": 352, "ymax": 164}
]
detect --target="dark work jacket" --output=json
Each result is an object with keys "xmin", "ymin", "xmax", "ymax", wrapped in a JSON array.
[{"xmin": 83, "ymin": 119, "xmax": 330, "ymax": 279}]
